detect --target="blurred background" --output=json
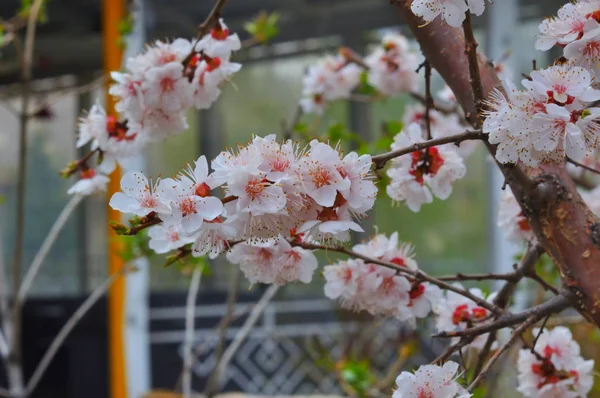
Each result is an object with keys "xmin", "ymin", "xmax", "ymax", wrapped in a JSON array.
[{"xmin": 0, "ymin": 0, "xmax": 586, "ymax": 397}]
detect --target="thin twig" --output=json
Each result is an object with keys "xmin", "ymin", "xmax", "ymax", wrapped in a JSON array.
[
  {"xmin": 468, "ymin": 314, "xmax": 540, "ymax": 391},
  {"xmin": 182, "ymin": 0, "xmax": 229, "ymax": 66},
  {"xmin": 531, "ymin": 315, "xmax": 551, "ymax": 353},
  {"xmin": 25, "ymin": 264, "xmax": 132, "ymax": 396},
  {"xmin": 436, "ymin": 272, "xmax": 515, "ymax": 282},
  {"xmin": 526, "ymin": 272, "xmax": 560, "ymax": 295},
  {"xmin": 182, "ymin": 267, "xmax": 203, "ymax": 398},
  {"xmin": 424, "ymin": 61, "xmax": 433, "ymax": 140},
  {"xmin": 17, "ymin": 195, "xmax": 84, "ymax": 305},
  {"xmin": 371, "ymin": 130, "xmax": 484, "ymax": 169},
  {"xmin": 294, "ymin": 241, "xmax": 501, "ymax": 315},
  {"xmin": 214, "ymin": 285, "xmax": 279, "ymax": 386},
  {"xmin": 205, "ymin": 269, "xmax": 242, "ymax": 397},
  {"xmin": 567, "ymin": 157, "xmax": 600, "ymax": 175},
  {"xmin": 433, "ymin": 292, "xmax": 574, "ymax": 339},
  {"xmin": 471, "ymin": 245, "xmax": 544, "ymax": 379},
  {"xmin": 10, "ymin": 1, "xmax": 44, "ymax": 393}
]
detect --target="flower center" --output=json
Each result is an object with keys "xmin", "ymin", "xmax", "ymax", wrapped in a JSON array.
[
  {"xmin": 312, "ymin": 168, "xmax": 331, "ymax": 188},
  {"xmin": 169, "ymin": 229, "xmax": 180, "ymax": 242},
  {"xmin": 256, "ymin": 248, "xmax": 273, "ymax": 264},
  {"xmin": 410, "ymin": 147, "xmax": 444, "ymax": 185},
  {"xmin": 139, "ymin": 192, "xmax": 157, "ymax": 208},
  {"xmin": 409, "ymin": 283, "xmax": 425, "ymax": 300},
  {"xmin": 160, "ymin": 77, "xmax": 175, "ymax": 93},
  {"xmin": 245, "ymin": 177, "xmax": 266, "ymax": 200},
  {"xmin": 179, "ymin": 197, "xmax": 197, "ymax": 216}
]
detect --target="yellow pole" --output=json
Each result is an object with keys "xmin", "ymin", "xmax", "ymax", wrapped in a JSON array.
[{"xmin": 102, "ymin": 0, "xmax": 127, "ymax": 397}]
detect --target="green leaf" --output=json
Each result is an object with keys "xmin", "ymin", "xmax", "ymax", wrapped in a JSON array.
[
  {"xmin": 244, "ymin": 11, "xmax": 280, "ymax": 44},
  {"xmin": 19, "ymin": 0, "xmax": 50, "ymax": 24},
  {"xmin": 339, "ymin": 360, "xmax": 374, "ymax": 397},
  {"xmin": 0, "ymin": 196, "xmax": 5, "ymax": 206}
]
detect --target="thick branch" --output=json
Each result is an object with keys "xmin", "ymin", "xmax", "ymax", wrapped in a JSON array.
[
  {"xmin": 433, "ymin": 292, "xmax": 573, "ymax": 339},
  {"xmin": 395, "ymin": 0, "xmax": 600, "ymax": 327}
]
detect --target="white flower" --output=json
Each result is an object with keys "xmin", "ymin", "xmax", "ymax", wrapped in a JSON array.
[
  {"xmin": 337, "ymin": 152, "xmax": 377, "ymax": 212},
  {"xmin": 109, "ymin": 171, "xmax": 174, "ymax": 216},
  {"xmin": 564, "ymin": 24, "xmax": 600, "ymax": 76},
  {"xmin": 410, "ymin": 0, "xmax": 468, "ymax": 27},
  {"xmin": 298, "ymin": 140, "xmax": 351, "ymax": 207},
  {"xmin": 517, "ymin": 327, "xmax": 594, "ymax": 398},
  {"xmin": 148, "ymin": 222, "xmax": 195, "ymax": 254},
  {"xmin": 227, "ymin": 237, "xmax": 317, "ymax": 285},
  {"xmin": 535, "ymin": 3, "xmax": 591, "ymax": 51},
  {"xmin": 365, "ymin": 33, "xmax": 420, "ymax": 97},
  {"xmin": 393, "ymin": 361, "xmax": 471, "ymax": 398},
  {"xmin": 522, "ymin": 64, "xmax": 600, "ymax": 105},
  {"xmin": 386, "ymin": 123, "xmax": 466, "ymax": 212},
  {"xmin": 530, "ymin": 103, "xmax": 586, "ymax": 161},
  {"xmin": 191, "ymin": 217, "xmax": 237, "ymax": 259},
  {"xmin": 67, "ymin": 169, "xmax": 110, "ymax": 196},
  {"xmin": 434, "ymin": 283, "xmax": 496, "ymax": 350},
  {"xmin": 299, "ymin": 54, "xmax": 362, "ymax": 114},
  {"xmin": 297, "ymin": 206, "xmax": 364, "ymax": 243},
  {"xmin": 195, "ymin": 19, "xmax": 241, "ymax": 59},
  {"xmin": 227, "ymin": 171, "xmax": 287, "ymax": 215},
  {"xmin": 483, "ymin": 65, "xmax": 600, "ymax": 165},
  {"xmin": 163, "ymin": 177, "xmax": 224, "ymax": 233},
  {"xmin": 142, "ymin": 62, "xmax": 193, "ymax": 113}
]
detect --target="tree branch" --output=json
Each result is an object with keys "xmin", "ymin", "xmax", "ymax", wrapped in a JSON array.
[
  {"xmin": 567, "ymin": 157, "xmax": 600, "ymax": 176},
  {"xmin": 182, "ymin": 267, "xmax": 203, "ymax": 398},
  {"xmin": 294, "ymin": 241, "xmax": 502, "ymax": 315},
  {"xmin": 371, "ymin": 130, "xmax": 484, "ymax": 169},
  {"xmin": 205, "ymin": 268, "xmax": 242, "ymax": 397},
  {"xmin": 433, "ymin": 292, "xmax": 574, "ymax": 339},
  {"xmin": 394, "ymin": 0, "xmax": 600, "ymax": 327},
  {"xmin": 16, "ymin": 195, "xmax": 84, "ymax": 306},
  {"xmin": 213, "ymin": 285, "xmax": 279, "ymax": 387},
  {"xmin": 25, "ymin": 264, "xmax": 132, "ymax": 396},
  {"xmin": 467, "ymin": 313, "xmax": 540, "ymax": 391}
]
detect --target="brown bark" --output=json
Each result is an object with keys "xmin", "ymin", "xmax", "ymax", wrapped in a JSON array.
[{"xmin": 395, "ymin": 1, "xmax": 600, "ymax": 326}]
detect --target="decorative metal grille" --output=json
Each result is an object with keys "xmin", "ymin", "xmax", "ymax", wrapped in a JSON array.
[{"xmin": 150, "ymin": 298, "xmax": 431, "ymax": 394}]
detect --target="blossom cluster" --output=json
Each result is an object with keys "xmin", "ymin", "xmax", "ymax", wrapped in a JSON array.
[
  {"xmin": 434, "ymin": 283, "xmax": 497, "ymax": 350},
  {"xmin": 299, "ymin": 53, "xmax": 362, "ymax": 114},
  {"xmin": 536, "ymin": 0, "xmax": 600, "ymax": 77},
  {"xmin": 483, "ymin": 63, "xmax": 600, "ymax": 166},
  {"xmin": 517, "ymin": 327, "xmax": 594, "ymax": 398},
  {"xmin": 68, "ymin": 19, "xmax": 242, "ymax": 195},
  {"xmin": 323, "ymin": 232, "xmax": 441, "ymax": 325},
  {"xmin": 108, "ymin": 135, "xmax": 377, "ymax": 277},
  {"xmin": 300, "ymin": 32, "xmax": 420, "ymax": 114},
  {"xmin": 410, "ymin": 0, "xmax": 489, "ymax": 28},
  {"xmin": 364, "ymin": 33, "xmax": 420, "ymax": 97},
  {"xmin": 393, "ymin": 361, "xmax": 471, "ymax": 398},
  {"xmin": 386, "ymin": 123, "xmax": 467, "ymax": 212}
]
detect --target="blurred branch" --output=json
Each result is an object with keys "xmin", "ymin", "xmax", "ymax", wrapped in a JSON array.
[
  {"xmin": 205, "ymin": 269, "xmax": 242, "ymax": 397},
  {"xmin": 16, "ymin": 195, "xmax": 84, "ymax": 306},
  {"xmin": 213, "ymin": 285, "xmax": 280, "ymax": 387},
  {"xmin": 182, "ymin": 267, "xmax": 203, "ymax": 398},
  {"xmin": 25, "ymin": 264, "xmax": 132, "ymax": 396}
]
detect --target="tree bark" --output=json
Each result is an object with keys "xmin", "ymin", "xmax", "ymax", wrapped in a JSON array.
[{"xmin": 394, "ymin": 0, "xmax": 600, "ymax": 326}]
